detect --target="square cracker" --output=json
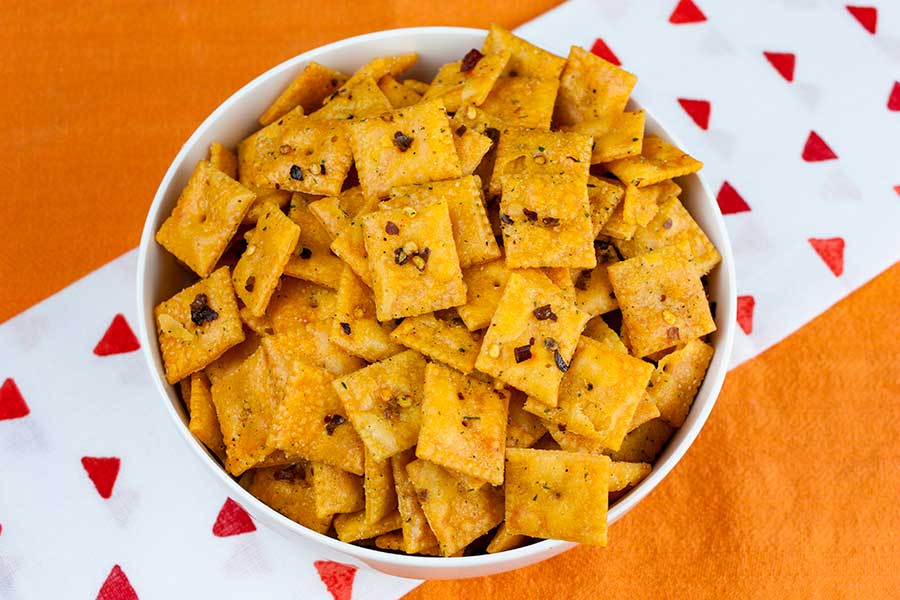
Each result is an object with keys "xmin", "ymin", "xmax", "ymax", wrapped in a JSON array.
[
  {"xmin": 556, "ymin": 45, "xmax": 637, "ymax": 127},
  {"xmin": 334, "ymin": 509, "xmax": 403, "ymax": 543},
  {"xmin": 209, "ymin": 346, "xmax": 278, "ymax": 475},
  {"xmin": 349, "ymin": 99, "xmax": 462, "ymax": 200},
  {"xmin": 238, "ymin": 106, "xmax": 354, "ymax": 196},
  {"xmin": 622, "ymin": 179, "xmax": 680, "ymax": 227},
  {"xmin": 392, "ymin": 449, "xmax": 439, "ymax": 553},
  {"xmin": 187, "ymin": 372, "xmax": 226, "ymax": 460},
  {"xmin": 262, "ymin": 322, "xmax": 364, "ymax": 381},
  {"xmin": 283, "ymin": 193, "xmax": 344, "ymax": 289},
  {"xmin": 506, "ymin": 389, "xmax": 547, "ymax": 448},
  {"xmin": 505, "ymin": 448, "xmax": 610, "ymax": 545},
  {"xmin": 310, "ymin": 462, "xmax": 365, "ymax": 519},
  {"xmin": 307, "ymin": 187, "xmax": 369, "ymax": 239},
  {"xmin": 499, "ymin": 174, "xmax": 595, "ymax": 269},
  {"xmin": 474, "ymin": 270, "xmax": 590, "ymax": 407},
  {"xmin": 241, "ymin": 277, "xmax": 336, "ymax": 335},
  {"xmin": 568, "ymin": 111, "xmax": 645, "ymax": 164},
  {"xmin": 208, "ymin": 142, "xmax": 238, "ymax": 179},
  {"xmin": 362, "ymin": 200, "xmax": 467, "ymax": 320},
  {"xmin": 241, "ymin": 465, "xmax": 332, "ymax": 534},
  {"xmin": 232, "ymin": 203, "xmax": 301, "ymax": 317},
  {"xmin": 154, "ymin": 266, "xmax": 245, "ymax": 384},
  {"xmin": 259, "ymin": 61, "xmax": 347, "ymax": 125},
  {"xmin": 205, "ymin": 330, "xmax": 261, "ymax": 385},
  {"xmin": 365, "ymin": 448, "xmax": 398, "ymax": 524},
  {"xmin": 615, "ymin": 196, "xmax": 721, "ymax": 275},
  {"xmin": 422, "ymin": 50, "xmax": 511, "ymax": 112},
  {"xmin": 523, "ymin": 336, "xmax": 654, "ymax": 451},
  {"xmin": 478, "ymin": 75, "xmax": 559, "ymax": 131},
  {"xmin": 330, "ymin": 266, "xmax": 403, "ymax": 362},
  {"xmin": 379, "ymin": 75, "xmax": 422, "ymax": 109},
  {"xmin": 386, "ymin": 175, "xmax": 500, "ymax": 268},
  {"xmin": 604, "ymin": 134, "xmax": 703, "ymax": 188},
  {"xmin": 449, "ymin": 117, "xmax": 494, "ymax": 176},
  {"xmin": 572, "ymin": 238, "xmax": 619, "ymax": 317},
  {"xmin": 417, "ymin": 363, "xmax": 510, "ymax": 485},
  {"xmin": 481, "ymin": 24, "xmax": 566, "ymax": 79},
  {"xmin": 310, "ymin": 76, "xmax": 393, "ymax": 121},
  {"xmin": 389, "ymin": 312, "xmax": 483, "ymax": 374},
  {"xmin": 155, "ymin": 159, "xmax": 255, "ymax": 278},
  {"xmin": 647, "ymin": 338, "xmax": 714, "ymax": 427},
  {"xmin": 607, "ymin": 241, "xmax": 716, "ymax": 357},
  {"xmin": 628, "ymin": 394, "xmax": 661, "ymax": 432},
  {"xmin": 406, "ymin": 459, "xmax": 504, "ymax": 556},
  {"xmin": 490, "ymin": 128, "xmax": 591, "ymax": 195},
  {"xmin": 263, "ymin": 340, "xmax": 365, "ymax": 475},
  {"xmin": 456, "ymin": 258, "xmax": 510, "ymax": 331},
  {"xmin": 329, "ymin": 194, "xmax": 380, "ymax": 287},
  {"xmin": 332, "ymin": 350, "xmax": 428, "ymax": 462}
]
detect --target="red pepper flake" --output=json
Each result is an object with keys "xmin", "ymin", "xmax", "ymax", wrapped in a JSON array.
[
  {"xmin": 244, "ymin": 276, "xmax": 256, "ymax": 292},
  {"xmin": 419, "ymin": 247, "xmax": 431, "ymax": 263},
  {"xmin": 460, "ymin": 49, "xmax": 485, "ymax": 72},
  {"xmin": 532, "ymin": 304, "xmax": 557, "ymax": 321},
  {"xmin": 558, "ymin": 423, "xmax": 567, "ymax": 432},
  {"xmin": 273, "ymin": 464, "xmax": 305, "ymax": 482},
  {"xmin": 543, "ymin": 337, "xmax": 558, "ymax": 351},
  {"xmin": 190, "ymin": 293, "xmax": 219, "ymax": 326},
  {"xmin": 523, "ymin": 209, "xmax": 538, "ymax": 222},
  {"xmin": 290, "ymin": 164, "xmax": 303, "ymax": 180},
  {"xmin": 514, "ymin": 344, "xmax": 533, "ymax": 363},
  {"xmin": 393, "ymin": 131, "xmax": 413, "ymax": 152},
  {"xmin": 484, "ymin": 127, "xmax": 500, "ymax": 144},
  {"xmin": 500, "ymin": 213, "xmax": 513, "ymax": 225},
  {"xmin": 340, "ymin": 322, "xmax": 352, "ymax": 335},
  {"xmin": 385, "ymin": 221, "xmax": 400, "ymax": 235},
  {"xmin": 298, "ymin": 247, "xmax": 312, "ymax": 259},
  {"xmin": 667, "ymin": 326, "xmax": 680, "ymax": 340},
  {"xmin": 554, "ymin": 349, "xmax": 568, "ymax": 373},
  {"xmin": 394, "ymin": 247, "xmax": 409, "ymax": 265},
  {"xmin": 455, "ymin": 124, "xmax": 468, "ymax": 136},
  {"xmin": 542, "ymin": 216, "xmax": 560, "ymax": 227},
  {"xmin": 324, "ymin": 414, "xmax": 346, "ymax": 435},
  {"xmin": 663, "ymin": 218, "xmax": 673, "ymax": 229}
]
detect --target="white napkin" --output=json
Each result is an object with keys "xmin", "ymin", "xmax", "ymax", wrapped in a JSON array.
[{"xmin": 2, "ymin": 1, "xmax": 899, "ymax": 598}]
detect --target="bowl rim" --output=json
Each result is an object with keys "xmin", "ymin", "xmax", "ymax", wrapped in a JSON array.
[{"xmin": 136, "ymin": 25, "xmax": 737, "ymax": 570}]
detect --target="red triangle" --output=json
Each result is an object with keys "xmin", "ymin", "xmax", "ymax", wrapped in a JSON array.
[
  {"xmin": 846, "ymin": 5, "xmax": 877, "ymax": 34},
  {"xmin": 716, "ymin": 181, "xmax": 751, "ymax": 214},
  {"xmin": 888, "ymin": 81, "xmax": 900, "ymax": 111},
  {"xmin": 96, "ymin": 565, "xmax": 139, "ymax": 600},
  {"xmin": 0, "ymin": 378, "xmax": 30, "ymax": 421},
  {"xmin": 669, "ymin": 0, "xmax": 707, "ymax": 24},
  {"xmin": 736, "ymin": 295, "xmax": 755, "ymax": 335},
  {"xmin": 93, "ymin": 314, "xmax": 140, "ymax": 356},
  {"xmin": 212, "ymin": 498, "xmax": 256, "ymax": 537},
  {"xmin": 763, "ymin": 52, "xmax": 795, "ymax": 82},
  {"xmin": 314, "ymin": 560, "xmax": 357, "ymax": 600},
  {"xmin": 802, "ymin": 131, "xmax": 837, "ymax": 162},
  {"xmin": 893, "ymin": 185, "xmax": 900, "ymax": 197},
  {"xmin": 82, "ymin": 457, "xmax": 121, "ymax": 499},
  {"xmin": 809, "ymin": 238, "xmax": 845, "ymax": 276},
  {"xmin": 590, "ymin": 38, "xmax": 621, "ymax": 66},
  {"xmin": 677, "ymin": 98, "xmax": 710, "ymax": 130}
]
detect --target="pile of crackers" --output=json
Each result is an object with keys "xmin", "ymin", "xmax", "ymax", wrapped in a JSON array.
[{"xmin": 153, "ymin": 25, "xmax": 720, "ymax": 556}]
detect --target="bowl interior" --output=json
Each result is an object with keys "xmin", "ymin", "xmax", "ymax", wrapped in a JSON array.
[{"xmin": 137, "ymin": 26, "xmax": 735, "ymax": 580}]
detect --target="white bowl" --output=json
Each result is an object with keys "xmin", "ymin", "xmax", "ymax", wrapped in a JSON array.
[{"xmin": 136, "ymin": 26, "xmax": 736, "ymax": 581}]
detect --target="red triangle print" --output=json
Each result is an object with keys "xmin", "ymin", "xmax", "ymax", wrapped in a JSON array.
[
  {"xmin": 846, "ymin": 5, "xmax": 877, "ymax": 34},
  {"xmin": 0, "ymin": 378, "xmax": 30, "ymax": 421},
  {"xmin": 677, "ymin": 98, "xmax": 710, "ymax": 130},
  {"xmin": 93, "ymin": 314, "xmax": 140, "ymax": 356},
  {"xmin": 736, "ymin": 295, "xmax": 755, "ymax": 335},
  {"xmin": 716, "ymin": 181, "xmax": 751, "ymax": 214},
  {"xmin": 888, "ymin": 82, "xmax": 900, "ymax": 111},
  {"xmin": 809, "ymin": 238, "xmax": 845, "ymax": 276},
  {"xmin": 763, "ymin": 52, "xmax": 795, "ymax": 82},
  {"xmin": 669, "ymin": 0, "xmax": 707, "ymax": 24},
  {"xmin": 314, "ymin": 560, "xmax": 357, "ymax": 600},
  {"xmin": 802, "ymin": 131, "xmax": 837, "ymax": 162},
  {"xmin": 590, "ymin": 38, "xmax": 621, "ymax": 66},
  {"xmin": 96, "ymin": 565, "xmax": 139, "ymax": 600},
  {"xmin": 212, "ymin": 498, "xmax": 256, "ymax": 537},
  {"xmin": 82, "ymin": 457, "xmax": 121, "ymax": 499}
]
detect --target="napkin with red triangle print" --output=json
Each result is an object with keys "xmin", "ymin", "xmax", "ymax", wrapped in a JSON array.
[{"xmin": 2, "ymin": 1, "xmax": 899, "ymax": 599}]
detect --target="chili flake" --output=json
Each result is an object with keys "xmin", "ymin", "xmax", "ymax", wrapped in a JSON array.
[
  {"xmin": 500, "ymin": 213, "xmax": 513, "ymax": 225},
  {"xmin": 553, "ymin": 349, "xmax": 568, "ymax": 373},
  {"xmin": 244, "ymin": 276, "xmax": 256, "ymax": 292},
  {"xmin": 340, "ymin": 322, "xmax": 352, "ymax": 335},
  {"xmin": 523, "ymin": 209, "xmax": 538, "ymax": 222},
  {"xmin": 667, "ymin": 326, "xmax": 680, "ymax": 340},
  {"xmin": 394, "ymin": 247, "xmax": 409, "ymax": 265},
  {"xmin": 393, "ymin": 131, "xmax": 414, "ymax": 152},
  {"xmin": 460, "ymin": 48, "xmax": 484, "ymax": 72},
  {"xmin": 663, "ymin": 218, "xmax": 673, "ymax": 229},
  {"xmin": 290, "ymin": 164, "xmax": 303, "ymax": 181},
  {"xmin": 542, "ymin": 216, "xmax": 560, "ymax": 227},
  {"xmin": 514, "ymin": 344, "xmax": 533, "ymax": 363},
  {"xmin": 532, "ymin": 304, "xmax": 558, "ymax": 321},
  {"xmin": 455, "ymin": 124, "xmax": 468, "ymax": 136},
  {"xmin": 385, "ymin": 221, "xmax": 400, "ymax": 235},
  {"xmin": 273, "ymin": 464, "xmax": 305, "ymax": 482},
  {"xmin": 189, "ymin": 293, "xmax": 219, "ymax": 326},
  {"xmin": 324, "ymin": 414, "xmax": 346, "ymax": 435},
  {"xmin": 543, "ymin": 337, "xmax": 558, "ymax": 351}
]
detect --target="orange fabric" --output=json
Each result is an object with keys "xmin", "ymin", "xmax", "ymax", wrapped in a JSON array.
[{"xmin": 1, "ymin": 2, "xmax": 897, "ymax": 598}]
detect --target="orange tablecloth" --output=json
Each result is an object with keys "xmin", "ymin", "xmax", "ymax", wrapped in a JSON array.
[{"xmin": 1, "ymin": 2, "xmax": 896, "ymax": 597}]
